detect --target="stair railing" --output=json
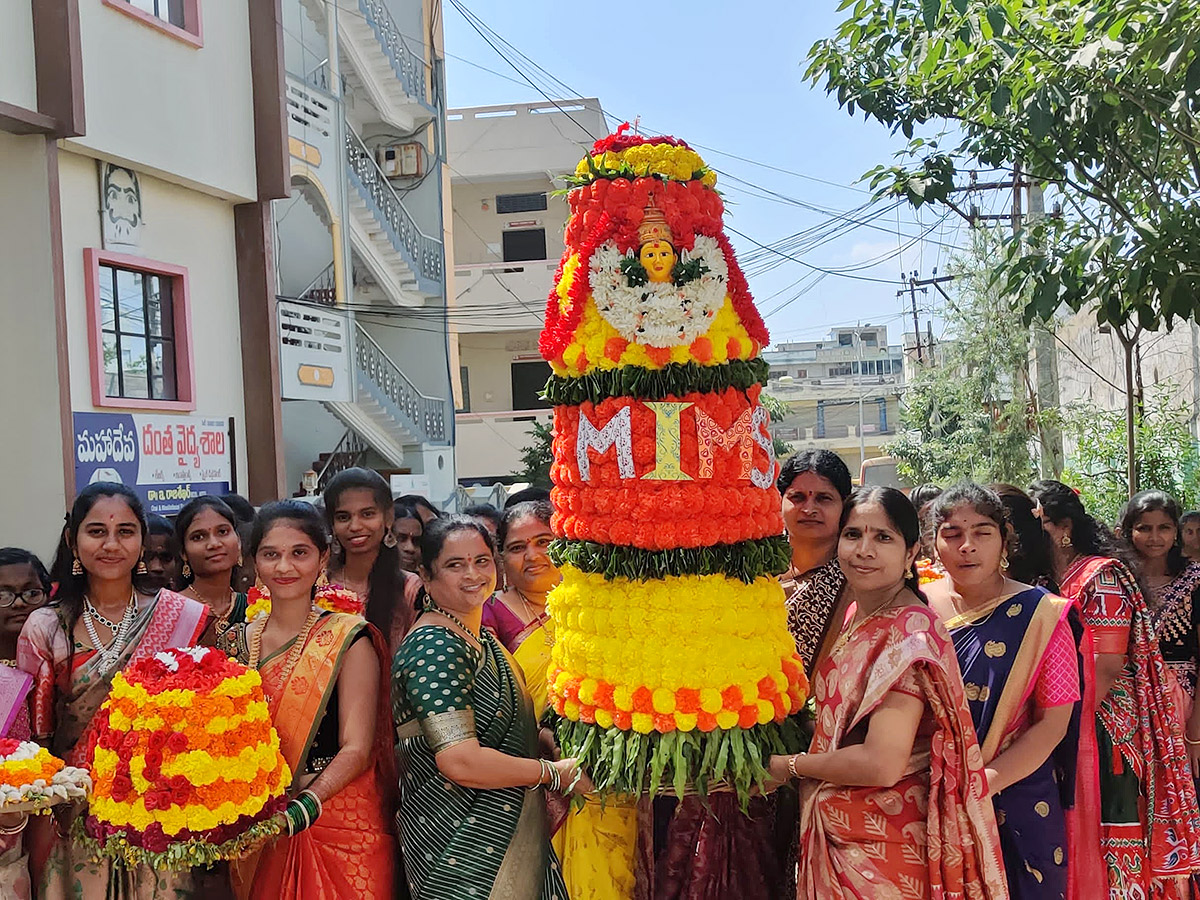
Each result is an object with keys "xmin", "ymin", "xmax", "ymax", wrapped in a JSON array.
[
  {"xmin": 315, "ymin": 427, "xmax": 370, "ymax": 490},
  {"xmin": 354, "ymin": 322, "xmax": 448, "ymax": 443},
  {"xmin": 299, "ymin": 262, "xmax": 338, "ymax": 306},
  {"xmin": 345, "ymin": 129, "xmax": 443, "ymax": 287}
]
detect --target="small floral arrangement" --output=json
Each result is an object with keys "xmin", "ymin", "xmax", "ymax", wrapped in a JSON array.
[
  {"xmin": 916, "ymin": 558, "xmax": 945, "ymax": 585},
  {"xmin": 315, "ymin": 585, "xmax": 365, "ymax": 616},
  {"xmin": 0, "ymin": 739, "xmax": 90, "ymax": 810},
  {"xmin": 245, "ymin": 584, "xmax": 365, "ymax": 623},
  {"xmin": 80, "ymin": 647, "xmax": 291, "ymax": 869},
  {"xmin": 567, "ymin": 128, "xmax": 716, "ymax": 188}
]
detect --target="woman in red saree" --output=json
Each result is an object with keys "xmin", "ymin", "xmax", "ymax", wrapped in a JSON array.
[
  {"xmin": 1031, "ymin": 480, "xmax": 1200, "ymax": 899},
  {"xmin": 16, "ymin": 483, "xmax": 210, "ymax": 899},
  {"xmin": 220, "ymin": 500, "xmax": 396, "ymax": 900},
  {"xmin": 770, "ymin": 486, "xmax": 1008, "ymax": 900}
]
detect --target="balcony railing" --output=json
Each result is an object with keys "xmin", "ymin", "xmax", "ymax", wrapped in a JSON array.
[
  {"xmin": 358, "ymin": 0, "xmax": 427, "ymax": 105},
  {"xmin": 346, "ymin": 129, "xmax": 444, "ymax": 291},
  {"xmin": 355, "ymin": 322, "xmax": 448, "ymax": 442}
]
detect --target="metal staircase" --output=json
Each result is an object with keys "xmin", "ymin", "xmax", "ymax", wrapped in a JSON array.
[{"xmin": 322, "ymin": 322, "xmax": 450, "ymax": 467}]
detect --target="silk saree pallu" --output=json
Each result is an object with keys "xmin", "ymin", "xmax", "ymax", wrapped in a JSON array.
[
  {"xmin": 233, "ymin": 613, "xmax": 395, "ymax": 900},
  {"xmin": 395, "ymin": 625, "xmax": 566, "ymax": 900},
  {"xmin": 799, "ymin": 604, "xmax": 1008, "ymax": 900},
  {"xmin": 19, "ymin": 593, "xmax": 211, "ymax": 899},
  {"xmin": 1060, "ymin": 556, "xmax": 1200, "ymax": 898},
  {"xmin": 948, "ymin": 587, "xmax": 1104, "ymax": 900}
]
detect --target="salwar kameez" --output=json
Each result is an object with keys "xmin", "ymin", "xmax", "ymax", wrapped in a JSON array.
[{"xmin": 1059, "ymin": 556, "xmax": 1200, "ymax": 899}]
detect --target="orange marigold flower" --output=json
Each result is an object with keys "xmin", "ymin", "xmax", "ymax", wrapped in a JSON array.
[
  {"xmin": 675, "ymin": 688, "xmax": 700, "ymax": 715},
  {"xmin": 631, "ymin": 686, "xmax": 654, "ymax": 715}
]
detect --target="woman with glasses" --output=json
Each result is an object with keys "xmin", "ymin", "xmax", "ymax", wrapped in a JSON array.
[{"xmin": 0, "ymin": 549, "xmax": 51, "ymax": 899}]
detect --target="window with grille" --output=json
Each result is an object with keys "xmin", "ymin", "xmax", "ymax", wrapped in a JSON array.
[
  {"xmin": 98, "ymin": 263, "xmax": 178, "ymax": 401},
  {"xmin": 496, "ymin": 192, "xmax": 548, "ymax": 214}
]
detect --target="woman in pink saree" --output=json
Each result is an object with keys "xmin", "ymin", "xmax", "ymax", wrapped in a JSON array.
[
  {"xmin": 16, "ymin": 483, "xmax": 210, "ymax": 899},
  {"xmin": 770, "ymin": 486, "xmax": 1008, "ymax": 900}
]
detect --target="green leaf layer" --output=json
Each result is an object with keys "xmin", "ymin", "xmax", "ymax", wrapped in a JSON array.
[
  {"xmin": 550, "ymin": 536, "xmax": 791, "ymax": 583},
  {"xmin": 551, "ymin": 713, "xmax": 811, "ymax": 810},
  {"xmin": 543, "ymin": 359, "xmax": 769, "ymax": 406}
]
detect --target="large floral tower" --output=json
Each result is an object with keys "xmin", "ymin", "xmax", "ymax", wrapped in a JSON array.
[{"xmin": 541, "ymin": 128, "xmax": 807, "ymax": 801}]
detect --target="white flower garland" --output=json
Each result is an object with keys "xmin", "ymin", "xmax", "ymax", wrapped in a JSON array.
[
  {"xmin": 589, "ymin": 235, "xmax": 729, "ymax": 348},
  {"xmin": 0, "ymin": 741, "xmax": 91, "ymax": 807}
]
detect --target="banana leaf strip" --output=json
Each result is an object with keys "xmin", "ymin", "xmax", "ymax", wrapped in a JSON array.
[
  {"xmin": 543, "ymin": 359, "xmax": 769, "ymax": 406},
  {"xmin": 550, "ymin": 536, "xmax": 791, "ymax": 583},
  {"xmin": 550, "ymin": 713, "xmax": 811, "ymax": 811}
]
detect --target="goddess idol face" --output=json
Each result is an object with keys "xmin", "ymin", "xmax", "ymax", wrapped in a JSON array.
[{"xmin": 639, "ymin": 239, "xmax": 677, "ymax": 284}]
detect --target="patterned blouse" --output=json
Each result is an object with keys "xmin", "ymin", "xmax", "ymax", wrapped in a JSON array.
[
  {"xmin": 781, "ymin": 559, "xmax": 845, "ymax": 676},
  {"xmin": 1147, "ymin": 561, "xmax": 1200, "ymax": 698}
]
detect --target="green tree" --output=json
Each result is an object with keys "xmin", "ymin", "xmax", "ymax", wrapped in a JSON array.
[
  {"xmin": 886, "ymin": 237, "xmax": 1039, "ymax": 485},
  {"xmin": 511, "ymin": 420, "xmax": 554, "ymax": 488},
  {"xmin": 760, "ymin": 391, "xmax": 800, "ymax": 460},
  {"xmin": 808, "ymin": 0, "xmax": 1200, "ymax": 497},
  {"xmin": 1062, "ymin": 387, "xmax": 1200, "ymax": 523}
]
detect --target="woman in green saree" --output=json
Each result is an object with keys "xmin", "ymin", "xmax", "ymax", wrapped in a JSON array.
[{"xmin": 393, "ymin": 515, "xmax": 582, "ymax": 900}]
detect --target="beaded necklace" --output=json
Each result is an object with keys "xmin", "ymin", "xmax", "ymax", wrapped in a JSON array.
[{"xmin": 83, "ymin": 590, "xmax": 138, "ymax": 673}]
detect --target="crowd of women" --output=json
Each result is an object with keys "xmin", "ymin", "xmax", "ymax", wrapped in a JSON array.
[{"xmin": 0, "ymin": 453, "xmax": 1198, "ymax": 898}]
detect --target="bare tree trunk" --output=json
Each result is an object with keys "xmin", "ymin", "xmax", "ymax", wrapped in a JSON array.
[{"xmin": 1117, "ymin": 326, "xmax": 1140, "ymax": 497}]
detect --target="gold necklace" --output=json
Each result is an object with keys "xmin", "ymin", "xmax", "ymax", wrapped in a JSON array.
[
  {"xmin": 249, "ymin": 605, "xmax": 321, "ymax": 704},
  {"xmin": 186, "ymin": 584, "xmax": 234, "ymax": 632},
  {"xmin": 512, "ymin": 588, "xmax": 553, "ymax": 646},
  {"xmin": 833, "ymin": 585, "xmax": 905, "ymax": 653}
]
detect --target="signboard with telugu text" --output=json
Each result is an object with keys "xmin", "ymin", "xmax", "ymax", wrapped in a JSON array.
[{"xmin": 72, "ymin": 412, "xmax": 233, "ymax": 515}]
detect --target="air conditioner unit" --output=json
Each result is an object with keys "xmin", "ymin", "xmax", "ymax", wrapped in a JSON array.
[{"xmin": 377, "ymin": 142, "xmax": 422, "ymax": 178}]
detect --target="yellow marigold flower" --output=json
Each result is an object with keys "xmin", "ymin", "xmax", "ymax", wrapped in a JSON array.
[
  {"xmin": 699, "ymin": 688, "xmax": 723, "ymax": 714},
  {"xmin": 612, "ymin": 686, "xmax": 634, "ymax": 711},
  {"xmin": 756, "ymin": 701, "xmax": 774, "ymax": 725},
  {"xmin": 715, "ymin": 710, "xmax": 739, "ymax": 730},
  {"xmin": 631, "ymin": 712, "xmax": 654, "ymax": 734},
  {"xmin": 674, "ymin": 712, "xmax": 698, "ymax": 732},
  {"xmin": 578, "ymin": 678, "xmax": 598, "ymax": 705},
  {"xmin": 651, "ymin": 688, "xmax": 675, "ymax": 715},
  {"xmin": 595, "ymin": 709, "xmax": 614, "ymax": 729},
  {"xmin": 564, "ymin": 700, "xmax": 582, "ymax": 721}
]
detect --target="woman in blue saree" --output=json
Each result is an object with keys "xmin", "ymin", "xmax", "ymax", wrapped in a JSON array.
[{"xmin": 926, "ymin": 483, "xmax": 1104, "ymax": 900}]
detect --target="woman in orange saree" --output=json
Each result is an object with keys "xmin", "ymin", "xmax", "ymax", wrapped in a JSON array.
[
  {"xmin": 770, "ymin": 487, "xmax": 1008, "ymax": 900},
  {"xmin": 220, "ymin": 500, "xmax": 396, "ymax": 900}
]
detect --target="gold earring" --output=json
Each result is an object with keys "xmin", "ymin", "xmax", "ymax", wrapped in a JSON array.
[
  {"xmin": 71, "ymin": 556, "xmax": 83, "ymax": 576},
  {"xmin": 1000, "ymin": 554, "xmax": 1009, "ymax": 571},
  {"xmin": 383, "ymin": 531, "xmax": 398, "ymax": 549},
  {"xmin": 137, "ymin": 555, "xmax": 149, "ymax": 575},
  {"xmin": 316, "ymin": 570, "xmax": 330, "ymax": 588},
  {"xmin": 236, "ymin": 553, "xmax": 243, "ymax": 567},
  {"xmin": 181, "ymin": 561, "xmax": 192, "ymax": 578},
  {"xmin": 1059, "ymin": 534, "xmax": 1072, "ymax": 548}
]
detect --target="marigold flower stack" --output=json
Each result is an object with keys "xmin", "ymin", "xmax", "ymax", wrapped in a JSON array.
[
  {"xmin": 83, "ymin": 646, "xmax": 290, "ymax": 868},
  {"xmin": 542, "ymin": 127, "xmax": 808, "ymax": 801}
]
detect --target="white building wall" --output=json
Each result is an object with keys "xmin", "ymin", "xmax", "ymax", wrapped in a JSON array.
[
  {"xmin": 57, "ymin": 150, "xmax": 250, "ymax": 490},
  {"xmin": 0, "ymin": 0, "xmax": 37, "ymax": 112},
  {"xmin": 70, "ymin": 0, "xmax": 258, "ymax": 201},
  {"xmin": 0, "ymin": 133, "xmax": 67, "ymax": 558}
]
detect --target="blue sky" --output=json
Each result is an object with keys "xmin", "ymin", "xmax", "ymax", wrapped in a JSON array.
[{"xmin": 440, "ymin": 0, "xmax": 992, "ymax": 347}]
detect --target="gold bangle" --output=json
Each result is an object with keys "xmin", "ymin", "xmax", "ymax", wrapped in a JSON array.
[{"xmin": 787, "ymin": 753, "xmax": 805, "ymax": 780}]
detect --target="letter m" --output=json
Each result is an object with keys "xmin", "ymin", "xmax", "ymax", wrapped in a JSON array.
[{"xmin": 576, "ymin": 406, "xmax": 635, "ymax": 481}]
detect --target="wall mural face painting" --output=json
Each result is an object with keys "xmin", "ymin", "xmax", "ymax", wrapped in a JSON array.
[{"xmin": 100, "ymin": 163, "xmax": 144, "ymax": 250}]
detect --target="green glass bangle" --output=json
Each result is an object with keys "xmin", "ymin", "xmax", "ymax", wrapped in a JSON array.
[
  {"xmin": 297, "ymin": 791, "xmax": 321, "ymax": 822},
  {"xmin": 285, "ymin": 800, "xmax": 310, "ymax": 835}
]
